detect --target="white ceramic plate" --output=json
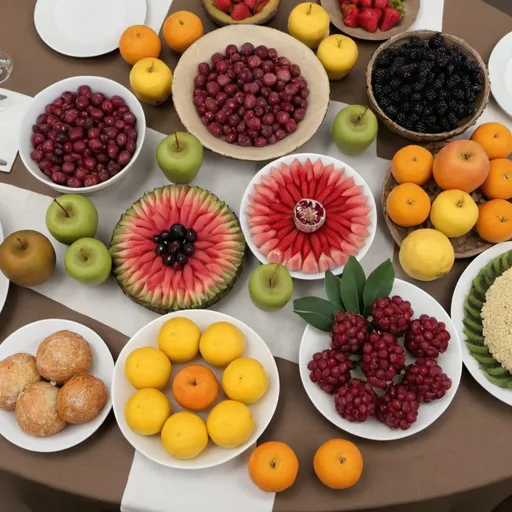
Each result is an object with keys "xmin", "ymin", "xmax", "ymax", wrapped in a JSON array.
[
  {"xmin": 0, "ymin": 220, "xmax": 9, "ymax": 315},
  {"xmin": 112, "ymin": 310, "xmax": 280, "ymax": 470},
  {"xmin": 489, "ymin": 32, "xmax": 512, "ymax": 117},
  {"xmin": 299, "ymin": 279, "xmax": 462, "ymax": 441},
  {"xmin": 34, "ymin": 0, "xmax": 147, "ymax": 58},
  {"xmin": 451, "ymin": 242, "xmax": 512, "ymax": 407},
  {"xmin": 0, "ymin": 319, "xmax": 114, "ymax": 452},
  {"xmin": 239, "ymin": 153, "xmax": 378, "ymax": 281}
]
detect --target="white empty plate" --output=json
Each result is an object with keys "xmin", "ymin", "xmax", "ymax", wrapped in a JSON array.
[
  {"xmin": 34, "ymin": 0, "xmax": 147, "ymax": 58},
  {"xmin": 0, "ymin": 319, "xmax": 114, "ymax": 452},
  {"xmin": 299, "ymin": 279, "xmax": 462, "ymax": 441},
  {"xmin": 0, "ymin": 220, "xmax": 9, "ymax": 315},
  {"xmin": 489, "ymin": 32, "xmax": 512, "ymax": 117}
]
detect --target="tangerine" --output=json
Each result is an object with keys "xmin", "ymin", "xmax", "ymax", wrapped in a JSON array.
[
  {"xmin": 391, "ymin": 145, "xmax": 434, "ymax": 185},
  {"xmin": 480, "ymin": 159, "xmax": 512, "ymax": 200},
  {"xmin": 386, "ymin": 183, "xmax": 431, "ymax": 227},
  {"xmin": 475, "ymin": 199, "xmax": 512, "ymax": 243},
  {"xmin": 172, "ymin": 364, "xmax": 219, "ymax": 411},
  {"xmin": 313, "ymin": 438, "xmax": 363, "ymax": 489},
  {"xmin": 162, "ymin": 11, "xmax": 204, "ymax": 55},
  {"xmin": 119, "ymin": 25, "xmax": 162, "ymax": 65},
  {"xmin": 248, "ymin": 441, "xmax": 299, "ymax": 493},
  {"xmin": 471, "ymin": 122, "xmax": 512, "ymax": 160}
]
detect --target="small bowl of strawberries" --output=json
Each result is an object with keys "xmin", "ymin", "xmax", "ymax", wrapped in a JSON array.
[
  {"xmin": 320, "ymin": 0, "xmax": 421, "ymax": 41},
  {"xmin": 202, "ymin": 0, "xmax": 281, "ymax": 26}
]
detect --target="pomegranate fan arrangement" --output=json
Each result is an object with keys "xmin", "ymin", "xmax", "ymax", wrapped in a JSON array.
[{"xmin": 295, "ymin": 256, "xmax": 462, "ymax": 440}]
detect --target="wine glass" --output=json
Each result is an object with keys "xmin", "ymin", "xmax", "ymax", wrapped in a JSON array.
[{"xmin": 0, "ymin": 52, "xmax": 13, "ymax": 84}]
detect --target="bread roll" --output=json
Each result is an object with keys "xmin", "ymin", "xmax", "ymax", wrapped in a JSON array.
[
  {"xmin": 0, "ymin": 353, "xmax": 41, "ymax": 410},
  {"xmin": 57, "ymin": 374, "xmax": 107, "ymax": 424},
  {"xmin": 36, "ymin": 330, "xmax": 92, "ymax": 384},
  {"xmin": 16, "ymin": 381, "xmax": 66, "ymax": 437}
]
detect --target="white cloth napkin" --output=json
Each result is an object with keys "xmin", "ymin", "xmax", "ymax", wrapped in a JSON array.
[{"xmin": 0, "ymin": 89, "xmax": 32, "ymax": 173}]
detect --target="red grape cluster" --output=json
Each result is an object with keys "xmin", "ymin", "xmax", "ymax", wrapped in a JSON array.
[
  {"xmin": 30, "ymin": 85, "xmax": 138, "ymax": 188},
  {"xmin": 193, "ymin": 42, "xmax": 309, "ymax": 147}
]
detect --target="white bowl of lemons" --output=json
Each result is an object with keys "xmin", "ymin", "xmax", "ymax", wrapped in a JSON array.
[{"xmin": 111, "ymin": 310, "xmax": 280, "ymax": 470}]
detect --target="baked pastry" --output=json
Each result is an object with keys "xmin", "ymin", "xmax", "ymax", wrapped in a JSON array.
[
  {"xmin": 36, "ymin": 330, "xmax": 92, "ymax": 384},
  {"xmin": 15, "ymin": 381, "xmax": 66, "ymax": 437},
  {"xmin": 0, "ymin": 353, "xmax": 41, "ymax": 410},
  {"xmin": 57, "ymin": 374, "xmax": 107, "ymax": 424}
]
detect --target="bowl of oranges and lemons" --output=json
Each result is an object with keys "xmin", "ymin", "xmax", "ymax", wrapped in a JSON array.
[{"xmin": 112, "ymin": 310, "xmax": 279, "ymax": 469}]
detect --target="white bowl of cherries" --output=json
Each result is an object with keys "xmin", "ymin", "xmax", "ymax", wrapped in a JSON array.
[{"xmin": 19, "ymin": 76, "xmax": 146, "ymax": 195}]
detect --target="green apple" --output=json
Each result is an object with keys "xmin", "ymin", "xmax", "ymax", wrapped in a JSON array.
[
  {"xmin": 45, "ymin": 195, "xmax": 98, "ymax": 246},
  {"xmin": 248, "ymin": 263, "xmax": 294, "ymax": 312},
  {"xmin": 332, "ymin": 105, "xmax": 378, "ymax": 156},
  {"xmin": 64, "ymin": 238, "xmax": 112, "ymax": 286},
  {"xmin": 156, "ymin": 131, "xmax": 204, "ymax": 184}
]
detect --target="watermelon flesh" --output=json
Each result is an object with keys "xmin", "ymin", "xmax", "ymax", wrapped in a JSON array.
[{"xmin": 245, "ymin": 158, "xmax": 372, "ymax": 273}]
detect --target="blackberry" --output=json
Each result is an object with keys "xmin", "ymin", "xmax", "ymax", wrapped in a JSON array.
[
  {"xmin": 424, "ymin": 116, "xmax": 438, "ymax": 130},
  {"xmin": 436, "ymin": 100, "xmax": 448, "ymax": 114},
  {"xmin": 377, "ymin": 51, "xmax": 393, "ymax": 67},
  {"xmin": 452, "ymin": 88, "xmax": 465, "ymax": 100},
  {"xmin": 434, "ymin": 75, "xmax": 444, "ymax": 89},
  {"xmin": 409, "ymin": 113, "xmax": 420, "ymax": 125},
  {"xmin": 423, "ymin": 105, "xmax": 433, "ymax": 116},
  {"xmin": 425, "ymin": 88, "xmax": 437, "ymax": 102},
  {"xmin": 373, "ymin": 83, "xmax": 384, "ymax": 97},
  {"xmin": 412, "ymin": 103, "xmax": 424, "ymax": 116},
  {"xmin": 473, "ymin": 69, "xmax": 484, "ymax": 85},
  {"xmin": 396, "ymin": 112, "xmax": 407, "ymax": 126},
  {"xmin": 411, "ymin": 92, "xmax": 422, "ymax": 103},
  {"xmin": 409, "ymin": 49, "xmax": 421, "ymax": 61},
  {"xmin": 437, "ymin": 55, "xmax": 450, "ymax": 68},
  {"xmin": 399, "ymin": 65, "xmax": 415, "ymax": 82},
  {"xmin": 446, "ymin": 74, "xmax": 461, "ymax": 88},
  {"xmin": 472, "ymin": 82, "xmax": 483, "ymax": 93},
  {"xmin": 464, "ymin": 103, "xmax": 476, "ymax": 117},
  {"xmin": 385, "ymin": 104, "xmax": 398, "ymax": 119},
  {"xmin": 454, "ymin": 103, "xmax": 466, "ymax": 118},
  {"xmin": 425, "ymin": 49, "xmax": 437, "ymax": 61},
  {"xmin": 401, "ymin": 101, "xmax": 411, "ymax": 113},
  {"xmin": 415, "ymin": 122, "xmax": 428, "ymax": 133},
  {"xmin": 448, "ymin": 112, "xmax": 459, "ymax": 127},
  {"xmin": 408, "ymin": 35, "xmax": 424, "ymax": 48},
  {"xmin": 420, "ymin": 60, "xmax": 435, "ymax": 73},
  {"xmin": 461, "ymin": 74, "xmax": 472, "ymax": 89},
  {"xmin": 449, "ymin": 51, "xmax": 464, "ymax": 65},
  {"xmin": 389, "ymin": 91, "xmax": 401, "ymax": 104},
  {"xmin": 373, "ymin": 68, "xmax": 388, "ymax": 84},
  {"xmin": 379, "ymin": 97, "xmax": 391, "ymax": 109},
  {"xmin": 426, "ymin": 71, "xmax": 436, "ymax": 85},
  {"xmin": 401, "ymin": 84, "xmax": 413, "ymax": 97},
  {"xmin": 412, "ymin": 80, "xmax": 426, "ymax": 92},
  {"xmin": 402, "ymin": 118, "xmax": 415, "ymax": 131},
  {"xmin": 390, "ymin": 77, "xmax": 401, "ymax": 90},
  {"xmin": 438, "ymin": 116, "xmax": 451, "ymax": 132},
  {"xmin": 446, "ymin": 64, "xmax": 455, "ymax": 75},
  {"xmin": 437, "ymin": 89, "xmax": 448, "ymax": 100},
  {"xmin": 392, "ymin": 56, "xmax": 406, "ymax": 68},
  {"xmin": 447, "ymin": 99, "xmax": 458, "ymax": 112},
  {"xmin": 465, "ymin": 90, "xmax": 476, "ymax": 103},
  {"xmin": 381, "ymin": 85, "xmax": 392, "ymax": 97},
  {"xmin": 465, "ymin": 60, "xmax": 480, "ymax": 73},
  {"xmin": 429, "ymin": 33, "xmax": 444, "ymax": 48},
  {"xmin": 388, "ymin": 64, "xmax": 400, "ymax": 78}
]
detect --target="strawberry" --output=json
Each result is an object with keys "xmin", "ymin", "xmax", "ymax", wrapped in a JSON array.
[
  {"xmin": 254, "ymin": 0, "xmax": 268, "ymax": 12},
  {"xmin": 373, "ymin": 0, "xmax": 387, "ymax": 9},
  {"xmin": 244, "ymin": 0, "xmax": 256, "ymax": 10},
  {"xmin": 214, "ymin": 0, "xmax": 232, "ymax": 12},
  {"xmin": 342, "ymin": 5, "xmax": 359, "ymax": 27},
  {"xmin": 357, "ymin": 7, "xmax": 381, "ymax": 32},
  {"xmin": 231, "ymin": 2, "xmax": 251, "ymax": 19},
  {"xmin": 359, "ymin": 0, "xmax": 373, "ymax": 6},
  {"xmin": 342, "ymin": 3, "xmax": 357, "ymax": 17},
  {"xmin": 379, "ymin": 6, "xmax": 402, "ymax": 31}
]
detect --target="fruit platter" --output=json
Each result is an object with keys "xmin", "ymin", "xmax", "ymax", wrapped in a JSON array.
[
  {"xmin": 240, "ymin": 153, "xmax": 377, "ymax": 279},
  {"xmin": 321, "ymin": 0, "xmax": 420, "ymax": 42},
  {"xmin": 382, "ymin": 123, "xmax": 512, "ymax": 272},
  {"xmin": 451, "ymin": 242, "xmax": 512, "ymax": 406},
  {"xmin": 112, "ymin": 310, "xmax": 279, "ymax": 469},
  {"xmin": 172, "ymin": 24, "xmax": 330, "ymax": 161},
  {"xmin": 295, "ymin": 257, "xmax": 462, "ymax": 440}
]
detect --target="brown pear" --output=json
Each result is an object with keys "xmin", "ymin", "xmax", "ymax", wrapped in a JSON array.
[{"xmin": 0, "ymin": 230, "xmax": 56, "ymax": 287}]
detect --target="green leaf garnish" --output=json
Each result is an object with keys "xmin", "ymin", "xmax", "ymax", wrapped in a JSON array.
[
  {"xmin": 339, "ymin": 256, "xmax": 366, "ymax": 314},
  {"xmin": 324, "ymin": 270, "xmax": 344, "ymax": 310},
  {"xmin": 293, "ymin": 296, "xmax": 341, "ymax": 332},
  {"xmin": 362, "ymin": 259, "xmax": 395, "ymax": 317}
]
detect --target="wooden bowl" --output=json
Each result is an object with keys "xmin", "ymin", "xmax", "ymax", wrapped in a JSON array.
[
  {"xmin": 367, "ymin": 30, "xmax": 490, "ymax": 142},
  {"xmin": 381, "ymin": 142, "xmax": 493, "ymax": 259},
  {"xmin": 172, "ymin": 25, "xmax": 330, "ymax": 162},
  {"xmin": 202, "ymin": 0, "xmax": 280, "ymax": 26},
  {"xmin": 320, "ymin": 0, "xmax": 420, "ymax": 42}
]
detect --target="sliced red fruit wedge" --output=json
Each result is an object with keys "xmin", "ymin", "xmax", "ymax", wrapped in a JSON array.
[
  {"xmin": 267, "ymin": 248, "xmax": 284, "ymax": 264},
  {"xmin": 341, "ymin": 185, "xmax": 364, "ymax": 198},
  {"xmin": 248, "ymin": 215, "xmax": 269, "ymax": 227},
  {"xmin": 312, "ymin": 159, "xmax": 323, "ymax": 178},
  {"xmin": 345, "ymin": 194, "xmax": 368, "ymax": 206},
  {"xmin": 277, "ymin": 187, "xmax": 297, "ymax": 208},
  {"xmin": 351, "ymin": 223, "xmax": 370, "ymax": 238},
  {"xmin": 252, "ymin": 229, "xmax": 277, "ymax": 247},
  {"xmin": 273, "ymin": 217, "xmax": 295, "ymax": 231},
  {"xmin": 261, "ymin": 174, "xmax": 279, "ymax": 192},
  {"xmin": 331, "ymin": 248, "xmax": 349, "ymax": 267},
  {"xmin": 246, "ymin": 203, "xmax": 274, "ymax": 216},
  {"xmin": 317, "ymin": 175, "xmax": 354, "ymax": 205},
  {"xmin": 315, "ymin": 228, "xmax": 331, "ymax": 255},
  {"xmin": 341, "ymin": 240, "xmax": 359, "ymax": 256},
  {"xmin": 352, "ymin": 215, "xmax": 371, "ymax": 226},
  {"xmin": 302, "ymin": 250, "xmax": 319, "ymax": 274},
  {"xmin": 302, "ymin": 235, "xmax": 312, "ymax": 260},
  {"xmin": 276, "ymin": 223, "xmax": 296, "ymax": 240},
  {"xmin": 288, "ymin": 251, "xmax": 303, "ymax": 272},
  {"xmin": 260, "ymin": 237, "xmax": 280, "ymax": 255},
  {"xmin": 291, "ymin": 231, "xmax": 305, "ymax": 256},
  {"xmin": 253, "ymin": 183, "xmax": 276, "ymax": 202},
  {"xmin": 309, "ymin": 231, "xmax": 323, "ymax": 261},
  {"xmin": 270, "ymin": 166, "xmax": 286, "ymax": 187},
  {"xmin": 325, "ymin": 217, "xmax": 353, "ymax": 243},
  {"xmin": 318, "ymin": 253, "xmax": 334, "ymax": 272}
]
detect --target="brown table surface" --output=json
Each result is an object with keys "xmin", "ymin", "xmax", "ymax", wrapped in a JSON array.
[{"xmin": 2, "ymin": 1, "xmax": 512, "ymax": 511}]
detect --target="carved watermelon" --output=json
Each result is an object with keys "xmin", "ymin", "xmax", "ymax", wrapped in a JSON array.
[{"xmin": 110, "ymin": 185, "xmax": 246, "ymax": 313}]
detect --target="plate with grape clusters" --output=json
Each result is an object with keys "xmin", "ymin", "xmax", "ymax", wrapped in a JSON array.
[
  {"xmin": 295, "ymin": 257, "xmax": 462, "ymax": 441},
  {"xmin": 451, "ymin": 242, "xmax": 512, "ymax": 406}
]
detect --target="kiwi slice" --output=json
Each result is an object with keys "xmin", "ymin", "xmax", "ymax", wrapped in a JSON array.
[
  {"xmin": 467, "ymin": 293, "xmax": 484, "ymax": 311},
  {"xmin": 486, "ymin": 365, "xmax": 509, "ymax": 377},
  {"xmin": 463, "ymin": 316, "xmax": 483, "ymax": 335},
  {"xmin": 465, "ymin": 342, "xmax": 489, "ymax": 355},
  {"xmin": 463, "ymin": 299, "xmax": 481, "ymax": 321},
  {"xmin": 472, "ymin": 353, "xmax": 499, "ymax": 366},
  {"xmin": 472, "ymin": 275, "xmax": 489, "ymax": 296},
  {"xmin": 485, "ymin": 374, "xmax": 512, "ymax": 388}
]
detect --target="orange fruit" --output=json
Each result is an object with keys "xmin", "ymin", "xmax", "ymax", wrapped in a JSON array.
[
  {"xmin": 248, "ymin": 441, "xmax": 299, "ymax": 493},
  {"xmin": 162, "ymin": 11, "xmax": 204, "ymax": 55},
  {"xmin": 480, "ymin": 159, "xmax": 512, "ymax": 200},
  {"xmin": 471, "ymin": 122, "xmax": 512, "ymax": 160},
  {"xmin": 475, "ymin": 199, "xmax": 512, "ymax": 243},
  {"xmin": 391, "ymin": 145, "xmax": 434, "ymax": 185},
  {"xmin": 119, "ymin": 25, "xmax": 162, "ymax": 65},
  {"xmin": 313, "ymin": 438, "xmax": 363, "ymax": 490},
  {"xmin": 172, "ymin": 364, "xmax": 219, "ymax": 411},
  {"xmin": 386, "ymin": 183, "xmax": 431, "ymax": 227}
]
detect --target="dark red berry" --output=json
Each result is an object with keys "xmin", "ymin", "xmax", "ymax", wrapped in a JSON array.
[
  {"xmin": 403, "ymin": 357, "xmax": 452, "ymax": 403},
  {"xmin": 307, "ymin": 349, "xmax": 353, "ymax": 395},
  {"xmin": 330, "ymin": 312, "xmax": 368, "ymax": 354},
  {"xmin": 405, "ymin": 314, "xmax": 450, "ymax": 358},
  {"xmin": 334, "ymin": 379, "xmax": 378, "ymax": 422},
  {"xmin": 371, "ymin": 296, "xmax": 414, "ymax": 335},
  {"xmin": 376, "ymin": 383, "xmax": 420, "ymax": 430}
]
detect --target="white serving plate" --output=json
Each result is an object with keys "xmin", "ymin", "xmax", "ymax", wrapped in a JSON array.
[
  {"xmin": 239, "ymin": 153, "xmax": 378, "ymax": 280},
  {"xmin": 34, "ymin": 0, "xmax": 147, "ymax": 58},
  {"xmin": 112, "ymin": 310, "xmax": 280, "ymax": 470},
  {"xmin": 299, "ymin": 279, "xmax": 462, "ymax": 441},
  {"xmin": 0, "ymin": 220, "xmax": 9, "ymax": 315},
  {"xmin": 451, "ymin": 242, "xmax": 512, "ymax": 407},
  {"xmin": 0, "ymin": 319, "xmax": 114, "ymax": 452},
  {"xmin": 489, "ymin": 32, "xmax": 512, "ymax": 117}
]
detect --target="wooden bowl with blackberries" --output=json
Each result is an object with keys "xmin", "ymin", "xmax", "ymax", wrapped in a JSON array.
[{"xmin": 366, "ymin": 30, "xmax": 490, "ymax": 142}]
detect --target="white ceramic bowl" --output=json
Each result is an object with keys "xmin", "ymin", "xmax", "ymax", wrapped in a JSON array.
[
  {"xmin": 112, "ymin": 310, "xmax": 280, "ymax": 470},
  {"xmin": 19, "ymin": 76, "xmax": 146, "ymax": 196},
  {"xmin": 239, "ymin": 153, "xmax": 378, "ymax": 280},
  {"xmin": 299, "ymin": 279, "xmax": 462, "ymax": 441}
]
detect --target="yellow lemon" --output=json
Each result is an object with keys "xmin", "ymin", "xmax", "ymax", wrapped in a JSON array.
[
  {"xmin": 158, "ymin": 317, "xmax": 201, "ymax": 363},
  {"xmin": 206, "ymin": 400, "xmax": 254, "ymax": 448},
  {"xmin": 399, "ymin": 229, "xmax": 455, "ymax": 282},
  {"xmin": 222, "ymin": 358, "xmax": 268, "ymax": 404},
  {"xmin": 125, "ymin": 347, "xmax": 171, "ymax": 390},
  {"xmin": 199, "ymin": 322, "xmax": 245, "ymax": 367},
  {"xmin": 161, "ymin": 411, "xmax": 209, "ymax": 460},
  {"xmin": 124, "ymin": 388, "xmax": 171, "ymax": 436}
]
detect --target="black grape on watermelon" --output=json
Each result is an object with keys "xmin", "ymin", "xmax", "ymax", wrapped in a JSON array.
[
  {"xmin": 110, "ymin": 185, "xmax": 245, "ymax": 313},
  {"xmin": 245, "ymin": 158, "xmax": 372, "ymax": 274}
]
